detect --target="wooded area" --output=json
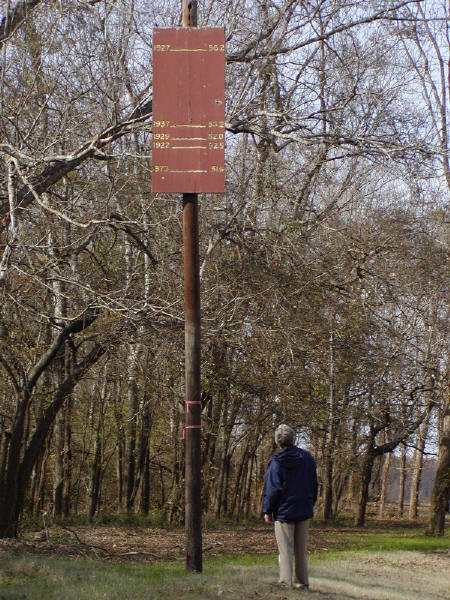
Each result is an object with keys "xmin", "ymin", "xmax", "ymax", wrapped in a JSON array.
[{"xmin": 0, "ymin": 0, "xmax": 448, "ymax": 539}]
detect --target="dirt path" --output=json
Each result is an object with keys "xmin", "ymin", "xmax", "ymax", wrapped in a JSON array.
[{"xmin": 303, "ymin": 551, "xmax": 449, "ymax": 600}]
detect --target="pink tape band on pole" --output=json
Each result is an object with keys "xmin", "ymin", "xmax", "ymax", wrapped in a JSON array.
[
  {"xmin": 182, "ymin": 425, "xmax": 201, "ymax": 439},
  {"xmin": 186, "ymin": 401, "xmax": 202, "ymax": 412}
]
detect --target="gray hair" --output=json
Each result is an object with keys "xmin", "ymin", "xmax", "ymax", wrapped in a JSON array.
[{"xmin": 275, "ymin": 424, "xmax": 295, "ymax": 448}]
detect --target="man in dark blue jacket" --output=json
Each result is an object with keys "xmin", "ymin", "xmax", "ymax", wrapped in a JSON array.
[{"xmin": 263, "ymin": 424, "xmax": 318, "ymax": 590}]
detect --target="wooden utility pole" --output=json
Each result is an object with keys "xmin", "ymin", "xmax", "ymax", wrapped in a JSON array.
[
  {"xmin": 182, "ymin": 0, "xmax": 202, "ymax": 573},
  {"xmin": 152, "ymin": 0, "xmax": 224, "ymax": 571}
]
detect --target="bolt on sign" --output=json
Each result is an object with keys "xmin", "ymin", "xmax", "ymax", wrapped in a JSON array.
[{"xmin": 152, "ymin": 28, "xmax": 225, "ymax": 193}]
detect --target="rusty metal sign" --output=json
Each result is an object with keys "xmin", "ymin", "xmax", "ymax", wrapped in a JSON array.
[{"xmin": 152, "ymin": 28, "xmax": 225, "ymax": 193}]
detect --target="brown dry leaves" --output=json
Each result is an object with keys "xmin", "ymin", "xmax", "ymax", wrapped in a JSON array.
[{"xmin": 0, "ymin": 525, "xmax": 342, "ymax": 562}]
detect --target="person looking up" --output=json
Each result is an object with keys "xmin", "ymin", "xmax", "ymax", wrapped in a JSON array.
[{"xmin": 263, "ymin": 424, "xmax": 318, "ymax": 590}]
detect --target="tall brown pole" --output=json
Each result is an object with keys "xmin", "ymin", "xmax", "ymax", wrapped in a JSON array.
[{"xmin": 182, "ymin": 0, "xmax": 202, "ymax": 573}]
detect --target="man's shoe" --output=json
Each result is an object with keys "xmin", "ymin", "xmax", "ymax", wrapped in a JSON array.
[{"xmin": 293, "ymin": 582, "xmax": 309, "ymax": 590}]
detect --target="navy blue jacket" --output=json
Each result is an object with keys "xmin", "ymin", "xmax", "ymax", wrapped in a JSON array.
[{"xmin": 263, "ymin": 446, "xmax": 318, "ymax": 522}]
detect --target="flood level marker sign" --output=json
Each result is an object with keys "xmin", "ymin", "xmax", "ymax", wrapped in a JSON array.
[{"xmin": 152, "ymin": 28, "xmax": 226, "ymax": 193}]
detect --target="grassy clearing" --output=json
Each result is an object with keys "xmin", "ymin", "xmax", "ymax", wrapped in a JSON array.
[
  {"xmin": 0, "ymin": 529, "xmax": 448, "ymax": 600},
  {"xmin": 312, "ymin": 527, "xmax": 450, "ymax": 556},
  {"xmin": 0, "ymin": 556, "xmax": 188, "ymax": 600}
]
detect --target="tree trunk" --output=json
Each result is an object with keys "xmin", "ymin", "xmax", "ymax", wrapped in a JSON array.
[
  {"xmin": 429, "ymin": 393, "xmax": 450, "ymax": 535},
  {"xmin": 0, "ymin": 339, "xmax": 103, "ymax": 538},
  {"xmin": 113, "ymin": 390, "xmax": 126, "ymax": 512},
  {"xmin": 347, "ymin": 417, "xmax": 360, "ymax": 508},
  {"xmin": 245, "ymin": 452, "xmax": 256, "ymax": 518},
  {"xmin": 0, "ymin": 430, "xmax": 9, "ymax": 492},
  {"xmin": 379, "ymin": 451, "xmax": 392, "ymax": 518},
  {"xmin": 63, "ymin": 392, "xmax": 72, "ymax": 517},
  {"xmin": 323, "ymin": 331, "xmax": 336, "ymax": 522},
  {"xmin": 215, "ymin": 452, "xmax": 228, "ymax": 518},
  {"xmin": 89, "ymin": 398, "xmax": 104, "ymax": 521},
  {"xmin": 89, "ymin": 432, "xmax": 102, "ymax": 521},
  {"xmin": 35, "ymin": 448, "xmax": 49, "ymax": 518},
  {"xmin": 231, "ymin": 445, "xmax": 249, "ymax": 518},
  {"xmin": 53, "ymin": 406, "xmax": 65, "ymax": 517},
  {"xmin": 409, "ymin": 409, "xmax": 431, "ymax": 520},
  {"xmin": 29, "ymin": 442, "xmax": 47, "ymax": 515},
  {"xmin": 125, "ymin": 347, "xmax": 140, "ymax": 513},
  {"xmin": 398, "ymin": 443, "xmax": 407, "ymax": 518},
  {"xmin": 0, "ymin": 410, "xmax": 27, "ymax": 536},
  {"xmin": 139, "ymin": 447, "xmax": 150, "ymax": 516},
  {"xmin": 214, "ymin": 398, "xmax": 238, "ymax": 517},
  {"xmin": 51, "ymin": 225, "xmax": 70, "ymax": 518},
  {"xmin": 129, "ymin": 397, "xmax": 152, "ymax": 510},
  {"xmin": 356, "ymin": 448, "xmax": 375, "ymax": 527}
]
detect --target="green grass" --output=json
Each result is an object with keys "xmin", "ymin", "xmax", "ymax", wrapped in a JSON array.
[
  {"xmin": 0, "ymin": 556, "xmax": 195, "ymax": 600},
  {"xmin": 0, "ymin": 528, "xmax": 448, "ymax": 599},
  {"xmin": 311, "ymin": 527, "xmax": 450, "ymax": 556}
]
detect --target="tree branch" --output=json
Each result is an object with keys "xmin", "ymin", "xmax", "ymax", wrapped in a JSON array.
[
  {"xmin": 26, "ymin": 307, "xmax": 99, "ymax": 394},
  {"xmin": 0, "ymin": 353, "xmax": 20, "ymax": 395},
  {"xmin": 373, "ymin": 399, "xmax": 435, "ymax": 456},
  {"xmin": 0, "ymin": 107, "xmax": 153, "ymax": 230},
  {"xmin": 0, "ymin": 0, "xmax": 42, "ymax": 50},
  {"xmin": 227, "ymin": 1, "xmax": 424, "ymax": 63},
  {"xmin": 109, "ymin": 212, "xmax": 158, "ymax": 267}
]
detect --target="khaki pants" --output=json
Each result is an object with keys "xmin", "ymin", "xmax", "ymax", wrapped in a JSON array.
[{"xmin": 274, "ymin": 519, "xmax": 310, "ymax": 586}]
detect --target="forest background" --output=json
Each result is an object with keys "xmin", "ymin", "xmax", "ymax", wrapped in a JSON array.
[{"xmin": 0, "ymin": 0, "xmax": 448, "ymax": 542}]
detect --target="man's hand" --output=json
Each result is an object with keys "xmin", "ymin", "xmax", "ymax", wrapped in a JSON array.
[{"xmin": 264, "ymin": 513, "xmax": 272, "ymax": 524}]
